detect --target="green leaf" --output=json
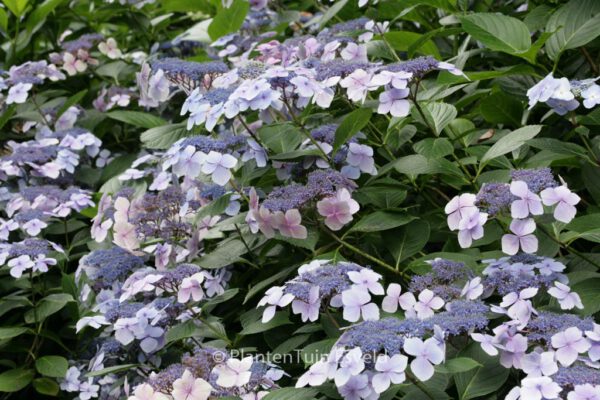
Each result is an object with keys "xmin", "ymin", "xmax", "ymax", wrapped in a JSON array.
[
  {"xmin": 78, "ymin": 109, "xmax": 106, "ymax": 131},
  {"xmin": 334, "ymin": 108, "xmax": 372, "ymax": 152},
  {"xmin": 44, "ymin": 220, "xmax": 87, "ymax": 235},
  {"xmin": 107, "ymin": 110, "xmax": 167, "ymax": 129},
  {"xmin": 240, "ymin": 312, "xmax": 291, "ymax": 335},
  {"xmin": 384, "ymin": 31, "xmax": 440, "ymax": 58},
  {"xmin": 203, "ymin": 288, "xmax": 239, "ymax": 308},
  {"xmin": 24, "ymin": 294, "xmax": 74, "ymax": 324},
  {"xmin": 207, "ymin": 0, "xmax": 249, "ymax": 40},
  {"xmin": 392, "ymin": 154, "xmax": 462, "ymax": 178},
  {"xmin": 413, "ymin": 138, "xmax": 454, "ymax": 159},
  {"xmin": 32, "ymin": 377, "xmax": 59, "ymax": 396},
  {"xmin": 301, "ymin": 339, "xmax": 336, "ymax": 366},
  {"xmin": 524, "ymin": 4, "xmax": 555, "ymax": 31},
  {"xmin": 401, "ymin": 371, "xmax": 449, "ymax": 398},
  {"xmin": 99, "ymin": 153, "xmax": 139, "ymax": 184},
  {"xmin": 25, "ymin": 0, "xmax": 65, "ymax": 34},
  {"xmin": 313, "ymin": 0, "xmax": 347, "ymax": 28},
  {"xmin": 160, "ymin": 0, "xmax": 211, "ymax": 13},
  {"xmin": 402, "ymin": 386, "xmax": 450, "ymax": 400},
  {"xmin": 0, "ymin": 369, "xmax": 34, "ymax": 392},
  {"xmin": 55, "ymin": 89, "xmax": 87, "ymax": 120},
  {"xmin": 258, "ymin": 123, "xmax": 303, "ymax": 154},
  {"xmin": 95, "ymin": 60, "xmax": 132, "ymax": 81},
  {"xmin": 407, "ymin": 27, "xmax": 462, "ymax": 58},
  {"xmin": 2, "ymin": 0, "xmax": 29, "ymax": 17},
  {"xmin": 455, "ymin": 344, "xmax": 509, "ymax": 400},
  {"xmin": 35, "ymin": 356, "xmax": 68, "ymax": 378},
  {"xmin": 582, "ymin": 165, "xmax": 600, "ymax": 204},
  {"xmin": 194, "ymin": 194, "xmax": 233, "ymax": 222},
  {"xmin": 545, "ymin": 0, "xmax": 600, "ymax": 61},
  {"xmin": 517, "ymin": 31, "xmax": 555, "ymax": 64},
  {"xmin": 387, "ymin": 154, "xmax": 427, "ymax": 177},
  {"xmin": 437, "ymin": 357, "xmax": 482, "ymax": 374},
  {"xmin": 460, "ymin": 13, "xmax": 531, "ymax": 55},
  {"xmin": 571, "ymin": 278, "xmax": 600, "ymax": 315},
  {"xmin": 566, "ymin": 214, "xmax": 600, "ymax": 243},
  {"xmin": 527, "ymin": 138, "xmax": 588, "ymax": 159},
  {"xmin": 140, "ymin": 123, "xmax": 190, "ymax": 149},
  {"xmin": 579, "ymin": 107, "xmax": 600, "ymax": 125},
  {"xmin": 480, "ymin": 92, "xmax": 522, "ymax": 127},
  {"xmin": 33, "ymin": 378, "xmax": 60, "ymax": 396},
  {"xmin": 368, "ymin": 40, "xmax": 402, "ymax": 61},
  {"xmin": 273, "ymin": 334, "xmax": 311, "ymax": 355},
  {"xmin": 269, "ymin": 148, "xmax": 322, "ymax": 160},
  {"xmin": 385, "ymin": 219, "xmax": 430, "ymax": 265},
  {"xmin": 0, "ymin": 327, "xmax": 29, "ymax": 340},
  {"xmin": 445, "ymin": 118, "xmax": 476, "ymax": 142},
  {"xmin": 61, "ymin": 273, "xmax": 78, "ymax": 299},
  {"xmin": 0, "ymin": 105, "xmax": 15, "ymax": 132},
  {"xmin": 355, "ymin": 183, "xmax": 406, "ymax": 209},
  {"xmin": 198, "ymin": 237, "xmax": 256, "ymax": 269},
  {"xmin": 437, "ymin": 65, "xmax": 536, "ymax": 85},
  {"xmin": 0, "ymin": 299, "xmax": 28, "ymax": 319},
  {"xmin": 85, "ymin": 364, "xmax": 137, "ymax": 378},
  {"xmin": 0, "ymin": 8, "xmax": 7, "ymax": 31},
  {"xmin": 480, "ymin": 125, "xmax": 542, "ymax": 164},
  {"xmin": 166, "ymin": 320, "xmax": 203, "ymax": 344},
  {"xmin": 262, "ymin": 388, "xmax": 319, "ymax": 400},
  {"xmin": 195, "ymin": 318, "xmax": 228, "ymax": 341},
  {"xmin": 350, "ymin": 211, "xmax": 415, "ymax": 232},
  {"xmin": 412, "ymin": 102, "xmax": 457, "ymax": 136},
  {"xmin": 244, "ymin": 266, "xmax": 296, "ymax": 304}
]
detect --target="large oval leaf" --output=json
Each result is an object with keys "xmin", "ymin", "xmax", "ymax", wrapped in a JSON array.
[
  {"xmin": 480, "ymin": 125, "xmax": 542, "ymax": 164},
  {"xmin": 107, "ymin": 110, "xmax": 167, "ymax": 129},
  {"xmin": 545, "ymin": 0, "xmax": 600, "ymax": 60},
  {"xmin": 350, "ymin": 211, "xmax": 415, "ymax": 232},
  {"xmin": 454, "ymin": 344, "xmax": 509, "ymax": 400},
  {"xmin": 461, "ymin": 13, "xmax": 531, "ymax": 55},
  {"xmin": 258, "ymin": 123, "xmax": 303, "ymax": 154},
  {"xmin": 140, "ymin": 123, "xmax": 190, "ymax": 149},
  {"xmin": 0, "ymin": 369, "xmax": 34, "ymax": 393},
  {"xmin": 208, "ymin": 0, "xmax": 249, "ymax": 40},
  {"xmin": 334, "ymin": 108, "xmax": 372, "ymax": 151},
  {"xmin": 262, "ymin": 388, "xmax": 319, "ymax": 400},
  {"xmin": 24, "ymin": 294, "xmax": 74, "ymax": 324},
  {"xmin": 35, "ymin": 356, "xmax": 68, "ymax": 378},
  {"xmin": 412, "ymin": 102, "xmax": 457, "ymax": 136}
]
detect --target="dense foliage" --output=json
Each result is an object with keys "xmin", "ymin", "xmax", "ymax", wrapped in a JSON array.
[{"xmin": 0, "ymin": 0, "xmax": 600, "ymax": 399}]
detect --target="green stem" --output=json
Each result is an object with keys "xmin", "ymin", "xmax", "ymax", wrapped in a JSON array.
[
  {"xmin": 234, "ymin": 223, "xmax": 258, "ymax": 265},
  {"xmin": 537, "ymin": 225, "xmax": 600, "ymax": 270},
  {"xmin": 236, "ymin": 116, "xmax": 267, "ymax": 150},
  {"xmin": 283, "ymin": 97, "xmax": 333, "ymax": 167},
  {"xmin": 376, "ymin": 27, "xmax": 401, "ymax": 62},
  {"xmin": 24, "ymin": 271, "xmax": 40, "ymax": 366},
  {"xmin": 410, "ymin": 81, "xmax": 436, "ymax": 135},
  {"xmin": 8, "ymin": 17, "xmax": 20, "ymax": 65},
  {"xmin": 580, "ymin": 47, "xmax": 599, "ymax": 75},
  {"xmin": 63, "ymin": 219, "xmax": 70, "ymax": 249},
  {"xmin": 405, "ymin": 371, "xmax": 436, "ymax": 400},
  {"xmin": 323, "ymin": 228, "xmax": 407, "ymax": 278},
  {"xmin": 30, "ymin": 94, "xmax": 51, "ymax": 126},
  {"xmin": 229, "ymin": 179, "xmax": 249, "ymax": 204},
  {"xmin": 324, "ymin": 307, "xmax": 340, "ymax": 329},
  {"xmin": 429, "ymin": 185, "xmax": 451, "ymax": 202},
  {"xmin": 196, "ymin": 315, "xmax": 232, "ymax": 346}
]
